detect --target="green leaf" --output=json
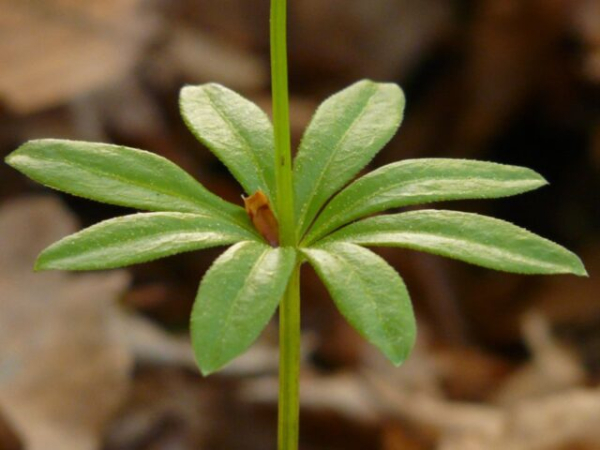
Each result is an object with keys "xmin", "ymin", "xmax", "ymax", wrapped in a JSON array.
[
  {"xmin": 180, "ymin": 83, "xmax": 275, "ymax": 201},
  {"xmin": 36, "ymin": 213, "xmax": 259, "ymax": 271},
  {"xmin": 191, "ymin": 241, "xmax": 296, "ymax": 375},
  {"xmin": 294, "ymin": 80, "xmax": 405, "ymax": 237},
  {"xmin": 324, "ymin": 210, "xmax": 587, "ymax": 276},
  {"xmin": 302, "ymin": 242, "xmax": 416, "ymax": 365},
  {"xmin": 305, "ymin": 159, "xmax": 548, "ymax": 244},
  {"xmin": 5, "ymin": 139, "xmax": 249, "ymax": 227}
]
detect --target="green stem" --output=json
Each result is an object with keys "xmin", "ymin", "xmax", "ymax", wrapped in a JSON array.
[
  {"xmin": 271, "ymin": 0, "xmax": 295, "ymax": 247},
  {"xmin": 270, "ymin": 0, "xmax": 300, "ymax": 449},
  {"xmin": 278, "ymin": 265, "xmax": 301, "ymax": 450}
]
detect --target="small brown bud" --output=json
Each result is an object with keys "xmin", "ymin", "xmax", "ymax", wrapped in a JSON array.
[{"xmin": 243, "ymin": 190, "xmax": 279, "ymax": 247}]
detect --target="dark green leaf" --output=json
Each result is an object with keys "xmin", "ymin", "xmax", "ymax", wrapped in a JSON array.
[
  {"xmin": 324, "ymin": 210, "xmax": 587, "ymax": 276},
  {"xmin": 303, "ymin": 242, "xmax": 416, "ymax": 365},
  {"xmin": 294, "ymin": 80, "xmax": 405, "ymax": 236},
  {"xmin": 36, "ymin": 213, "xmax": 259, "ymax": 271},
  {"xmin": 305, "ymin": 159, "xmax": 548, "ymax": 244},
  {"xmin": 180, "ymin": 84, "xmax": 275, "ymax": 200},
  {"xmin": 191, "ymin": 242, "xmax": 296, "ymax": 375},
  {"xmin": 5, "ymin": 139, "xmax": 249, "ymax": 227}
]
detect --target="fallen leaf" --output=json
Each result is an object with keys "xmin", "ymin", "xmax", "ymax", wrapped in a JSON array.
[
  {"xmin": 0, "ymin": 0, "xmax": 157, "ymax": 113},
  {"xmin": 0, "ymin": 406, "xmax": 22, "ymax": 450},
  {"xmin": 0, "ymin": 196, "xmax": 132, "ymax": 450}
]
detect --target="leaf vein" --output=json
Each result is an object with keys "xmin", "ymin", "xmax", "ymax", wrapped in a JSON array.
[{"xmin": 297, "ymin": 84, "xmax": 378, "ymax": 233}]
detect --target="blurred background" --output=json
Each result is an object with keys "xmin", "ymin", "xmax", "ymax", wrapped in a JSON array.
[{"xmin": 0, "ymin": 0, "xmax": 599, "ymax": 449}]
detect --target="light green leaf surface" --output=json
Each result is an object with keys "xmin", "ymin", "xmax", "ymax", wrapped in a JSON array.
[
  {"xmin": 191, "ymin": 242, "xmax": 296, "ymax": 375},
  {"xmin": 305, "ymin": 159, "xmax": 548, "ymax": 244},
  {"xmin": 294, "ymin": 80, "xmax": 405, "ymax": 237},
  {"xmin": 180, "ymin": 84, "xmax": 275, "ymax": 200},
  {"xmin": 36, "ymin": 213, "xmax": 259, "ymax": 271},
  {"xmin": 5, "ymin": 139, "xmax": 249, "ymax": 227},
  {"xmin": 324, "ymin": 210, "xmax": 587, "ymax": 276},
  {"xmin": 303, "ymin": 242, "xmax": 416, "ymax": 365}
]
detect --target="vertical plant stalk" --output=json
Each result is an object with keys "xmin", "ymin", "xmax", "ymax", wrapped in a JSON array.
[
  {"xmin": 271, "ymin": 0, "xmax": 300, "ymax": 449},
  {"xmin": 278, "ymin": 266, "xmax": 301, "ymax": 450},
  {"xmin": 270, "ymin": 0, "xmax": 295, "ymax": 244}
]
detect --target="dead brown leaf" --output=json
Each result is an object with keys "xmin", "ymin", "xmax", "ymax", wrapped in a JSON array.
[
  {"xmin": 0, "ymin": 0, "xmax": 157, "ymax": 113},
  {"xmin": 0, "ymin": 196, "xmax": 132, "ymax": 450}
]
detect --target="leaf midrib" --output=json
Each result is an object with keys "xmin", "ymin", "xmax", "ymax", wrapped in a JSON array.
[
  {"xmin": 211, "ymin": 246, "xmax": 271, "ymax": 365},
  {"xmin": 76, "ymin": 224, "xmax": 249, "ymax": 248},
  {"xmin": 52, "ymin": 232, "xmax": 247, "ymax": 267},
  {"xmin": 17, "ymin": 151, "xmax": 243, "ymax": 225},
  {"xmin": 44, "ymin": 214, "xmax": 254, "ymax": 256},
  {"xmin": 297, "ymin": 83, "xmax": 379, "ymax": 235},
  {"xmin": 342, "ymin": 230, "xmax": 564, "ymax": 271},
  {"xmin": 203, "ymin": 87, "xmax": 270, "ymax": 198},
  {"xmin": 308, "ymin": 174, "xmax": 541, "ymax": 242},
  {"xmin": 318, "ymin": 246, "xmax": 399, "ymax": 354}
]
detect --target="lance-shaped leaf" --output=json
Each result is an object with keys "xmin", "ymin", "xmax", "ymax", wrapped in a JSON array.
[
  {"xmin": 5, "ymin": 139, "xmax": 250, "ymax": 228},
  {"xmin": 324, "ymin": 210, "xmax": 587, "ymax": 276},
  {"xmin": 180, "ymin": 84, "xmax": 275, "ymax": 201},
  {"xmin": 36, "ymin": 213, "xmax": 260, "ymax": 271},
  {"xmin": 294, "ymin": 80, "xmax": 405, "ymax": 236},
  {"xmin": 305, "ymin": 159, "xmax": 548, "ymax": 244},
  {"xmin": 191, "ymin": 242, "xmax": 296, "ymax": 375},
  {"xmin": 303, "ymin": 242, "xmax": 416, "ymax": 365}
]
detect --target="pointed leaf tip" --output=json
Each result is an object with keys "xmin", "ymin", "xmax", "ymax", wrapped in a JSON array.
[
  {"xmin": 4, "ymin": 151, "xmax": 16, "ymax": 167},
  {"xmin": 572, "ymin": 258, "xmax": 588, "ymax": 277},
  {"xmin": 325, "ymin": 210, "xmax": 587, "ymax": 277},
  {"xmin": 5, "ymin": 139, "xmax": 250, "ymax": 231},
  {"xmin": 305, "ymin": 159, "xmax": 553, "ymax": 244},
  {"xmin": 33, "ymin": 258, "xmax": 49, "ymax": 272},
  {"xmin": 33, "ymin": 213, "xmax": 257, "ymax": 271},
  {"xmin": 199, "ymin": 366, "xmax": 217, "ymax": 377}
]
